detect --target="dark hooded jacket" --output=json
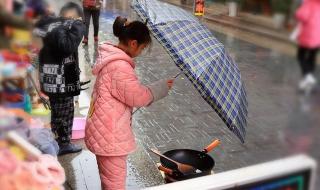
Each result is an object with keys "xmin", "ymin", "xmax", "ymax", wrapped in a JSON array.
[{"xmin": 38, "ymin": 17, "xmax": 85, "ymax": 97}]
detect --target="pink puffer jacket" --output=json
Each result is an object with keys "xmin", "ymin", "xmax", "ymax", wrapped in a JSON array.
[
  {"xmin": 296, "ymin": 0, "xmax": 320, "ymax": 48},
  {"xmin": 85, "ymin": 43, "xmax": 169, "ymax": 156}
]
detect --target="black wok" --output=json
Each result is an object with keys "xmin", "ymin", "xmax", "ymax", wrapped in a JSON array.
[{"xmin": 158, "ymin": 140, "xmax": 220, "ymax": 182}]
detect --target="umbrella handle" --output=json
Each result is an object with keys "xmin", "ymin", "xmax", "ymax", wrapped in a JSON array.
[{"xmin": 203, "ymin": 139, "xmax": 220, "ymax": 153}]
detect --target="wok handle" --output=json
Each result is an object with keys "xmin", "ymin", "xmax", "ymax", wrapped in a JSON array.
[
  {"xmin": 203, "ymin": 139, "xmax": 220, "ymax": 153},
  {"xmin": 158, "ymin": 165, "xmax": 173, "ymax": 175}
]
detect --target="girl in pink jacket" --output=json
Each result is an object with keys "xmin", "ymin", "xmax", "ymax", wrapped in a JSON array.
[
  {"xmin": 296, "ymin": 0, "xmax": 320, "ymax": 91},
  {"xmin": 85, "ymin": 16, "xmax": 173, "ymax": 190}
]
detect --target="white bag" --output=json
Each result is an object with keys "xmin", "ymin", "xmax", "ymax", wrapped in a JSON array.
[{"xmin": 289, "ymin": 24, "xmax": 301, "ymax": 42}]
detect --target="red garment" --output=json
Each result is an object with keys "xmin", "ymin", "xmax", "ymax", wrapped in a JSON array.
[
  {"xmin": 296, "ymin": 0, "xmax": 320, "ymax": 48},
  {"xmin": 83, "ymin": 0, "xmax": 102, "ymax": 9}
]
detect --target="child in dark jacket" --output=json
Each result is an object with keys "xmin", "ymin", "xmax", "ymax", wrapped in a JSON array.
[{"xmin": 38, "ymin": 2, "xmax": 85, "ymax": 156}]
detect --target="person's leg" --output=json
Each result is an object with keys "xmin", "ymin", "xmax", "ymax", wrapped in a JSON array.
[
  {"xmin": 92, "ymin": 9, "xmax": 101, "ymax": 41},
  {"xmin": 297, "ymin": 46, "xmax": 308, "ymax": 76},
  {"xmin": 50, "ymin": 97, "xmax": 73, "ymax": 144},
  {"xmin": 298, "ymin": 47, "xmax": 318, "ymax": 90},
  {"xmin": 50, "ymin": 96, "xmax": 81, "ymax": 155},
  {"xmin": 50, "ymin": 97, "xmax": 61, "ymax": 142},
  {"xmin": 83, "ymin": 8, "xmax": 91, "ymax": 43},
  {"xmin": 96, "ymin": 155, "xmax": 128, "ymax": 190},
  {"xmin": 63, "ymin": 96, "xmax": 74, "ymax": 144},
  {"xmin": 307, "ymin": 48, "xmax": 318, "ymax": 74}
]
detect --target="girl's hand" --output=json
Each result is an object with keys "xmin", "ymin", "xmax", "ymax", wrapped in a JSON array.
[{"xmin": 167, "ymin": 79, "xmax": 174, "ymax": 89}]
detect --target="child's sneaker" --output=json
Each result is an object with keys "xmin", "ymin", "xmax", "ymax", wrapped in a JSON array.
[
  {"xmin": 58, "ymin": 143, "xmax": 82, "ymax": 156},
  {"xmin": 299, "ymin": 74, "xmax": 317, "ymax": 92},
  {"xmin": 82, "ymin": 37, "xmax": 88, "ymax": 45},
  {"xmin": 94, "ymin": 36, "xmax": 98, "ymax": 43}
]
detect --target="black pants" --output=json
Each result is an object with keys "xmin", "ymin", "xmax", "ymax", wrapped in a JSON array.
[
  {"xmin": 84, "ymin": 8, "xmax": 100, "ymax": 38},
  {"xmin": 49, "ymin": 97, "xmax": 74, "ymax": 145},
  {"xmin": 297, "ymin": 46, "xmax": 319, "ymax": 76}
]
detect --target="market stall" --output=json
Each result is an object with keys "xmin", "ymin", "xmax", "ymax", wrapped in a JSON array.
[{"xmin": 0, "ymin": 6, "xmax": 65, "ymax": 188}]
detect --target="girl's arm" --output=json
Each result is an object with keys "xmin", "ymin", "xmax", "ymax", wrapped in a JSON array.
[
  {"xmin": 296, "ymin": 4, "xmax": 310, "ymax": 23},
  {"xmin": 108, "ymin": 62, "xmax": 169, "ymax": 108}
]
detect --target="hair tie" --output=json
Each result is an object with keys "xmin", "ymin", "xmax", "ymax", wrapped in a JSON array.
[
  {"xmin": 145, "ymin": 19, "xmax": 149, "ymax": 25},
  {"xmin": 123, "ymin": 18, "xmax": 128, "ymax": 28}
]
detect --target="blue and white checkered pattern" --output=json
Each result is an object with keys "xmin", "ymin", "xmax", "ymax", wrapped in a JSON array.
[
  {"xmin": 132, "ymin": 0, "xmax": 197, "ymax": 24},
  {"xmin": 132, "ymin": 0, "xmax": 248, "ymax": 143}
]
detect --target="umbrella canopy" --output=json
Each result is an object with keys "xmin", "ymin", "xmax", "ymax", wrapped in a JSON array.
[{"xmin": 132, "ymin": 0, "xmax": 248, "ymax": 143}]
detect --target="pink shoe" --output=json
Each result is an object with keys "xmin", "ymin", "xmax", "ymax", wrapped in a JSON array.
[{"xmin": 94, "ymin": 36, "xmax": 98, "ymax": 43}]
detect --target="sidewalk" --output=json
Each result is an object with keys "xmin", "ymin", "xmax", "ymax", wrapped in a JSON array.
[{"xmin": 55, "ymin": 0, "xmax": 320, "ymax": 189}]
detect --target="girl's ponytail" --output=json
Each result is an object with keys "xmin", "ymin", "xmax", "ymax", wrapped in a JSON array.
[
  {"xmin": 112, "ymin": 16, "xmax": 152, "ymax": 45},
  {"xmin": 113, "ymin": 16, "xmax": 127, "ymax": 38}
]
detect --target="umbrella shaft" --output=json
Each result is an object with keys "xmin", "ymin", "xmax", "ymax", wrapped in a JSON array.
[
  {"xmin": 174, "ymin": 71, "xmax": 183, "ymax": 79},
  {"xmin": 133, "ymin": 108, "xmax": 141, "ymax": 115}
]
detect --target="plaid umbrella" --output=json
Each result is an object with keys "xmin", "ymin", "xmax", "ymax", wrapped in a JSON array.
[{"xmin": 132, "ymin": 0, "xmax": 248, "ymax": 143}]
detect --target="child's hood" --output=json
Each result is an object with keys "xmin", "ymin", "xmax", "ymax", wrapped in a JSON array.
[{"xmin": 92, "ymin": 43, "xmax": 134, "ymax": 75}]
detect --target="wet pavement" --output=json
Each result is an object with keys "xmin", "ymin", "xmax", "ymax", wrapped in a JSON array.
[{"xmin": 51, "ymin": 0, "xmax": 320, "ymax": 189}]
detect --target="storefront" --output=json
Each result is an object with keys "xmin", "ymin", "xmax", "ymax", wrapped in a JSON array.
[
  {"xmin": 241, "ymin": 0, "xmax": 301, "ymax": 17},
  {"xmin": 241, "ymin": 0, "xmax": 272, "ymax": 15},
  {"xmin": 202, "ymin": 0, "xmax": 301, "ymax": 28}
]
